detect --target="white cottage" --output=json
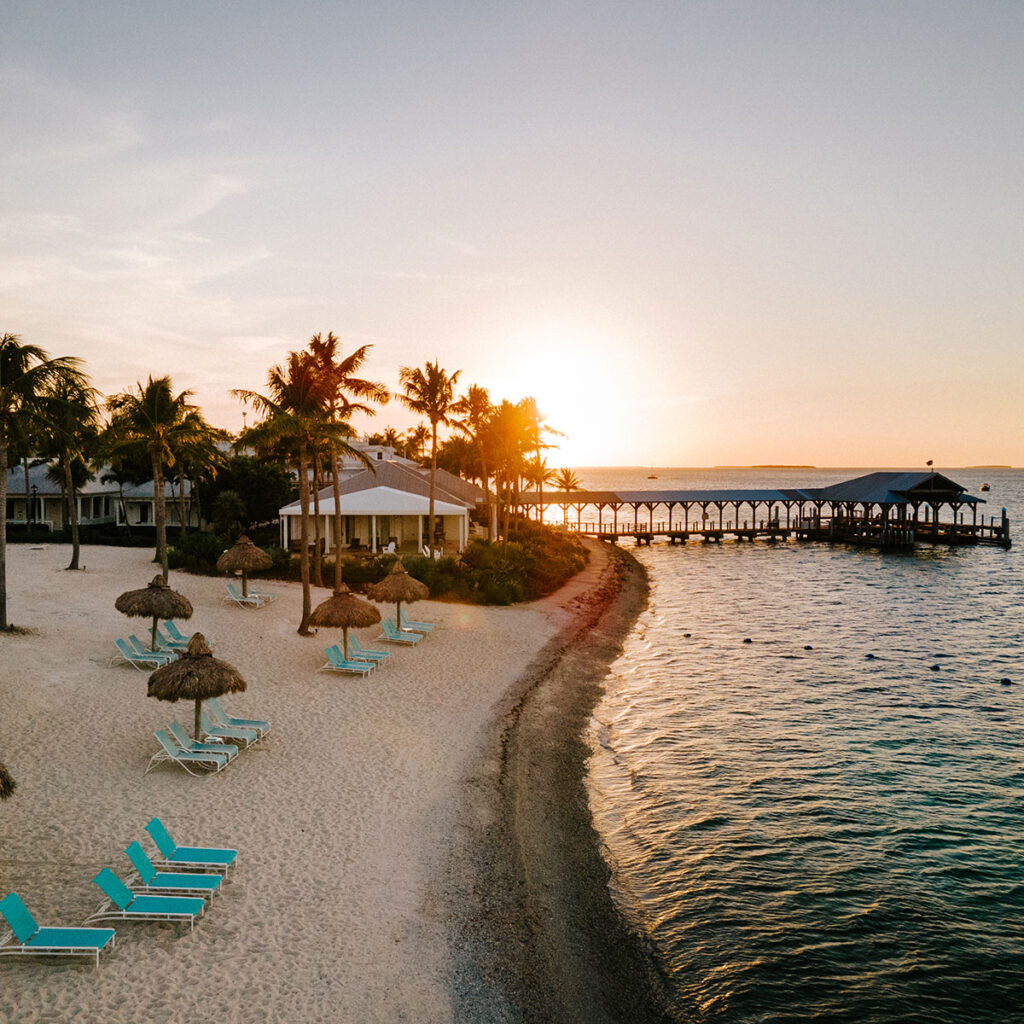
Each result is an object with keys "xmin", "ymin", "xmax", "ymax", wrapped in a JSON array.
[{"xmin": 278, "ymin": 460, "xmax": 482, "ymax": 554}]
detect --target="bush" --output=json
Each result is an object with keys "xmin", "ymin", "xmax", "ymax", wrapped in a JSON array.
[{"xmin": 168, "ymin": 531, "xmax": 228, "ymax": 571}]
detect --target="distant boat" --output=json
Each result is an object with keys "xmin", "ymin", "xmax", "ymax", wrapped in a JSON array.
[
  {"xmin": 980, "ymin": 483, "xmax": 991, "ymax": 492},
  {"xmin": 647, "ymin": 474, "xmax": 658, "ymax": 479}
]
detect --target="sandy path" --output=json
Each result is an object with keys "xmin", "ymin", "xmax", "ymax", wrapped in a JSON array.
[{"xmin": 0, "ymin": 544, "xmax": 562, "ymax": 1024}]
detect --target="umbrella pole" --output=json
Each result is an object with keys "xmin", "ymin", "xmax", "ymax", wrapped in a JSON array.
[
  {"xmin": 343, "ymin": 626, "xmax": 349, "ymax": 660},
  {"xmin": 194, "ymin": 699, "xmax": 203, "ymax": 740},
  {"xmin": 151, "ymin": 616, "xmax": 159, "ymax": 651},
  {"xmin": 397, "ymin": 600, "xmax": 402, "ymax": 629},
  {"xmin": 242, "ymin": 571, "xmax": 249, "ymax": 598}
]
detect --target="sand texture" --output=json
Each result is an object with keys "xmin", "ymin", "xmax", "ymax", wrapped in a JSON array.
[{"xmin": 0, "ymin": 543, "xmax": 567, "ymax": 1023}]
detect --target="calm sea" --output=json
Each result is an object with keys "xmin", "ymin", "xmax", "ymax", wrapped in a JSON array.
[{"xmin": 576, "ymin": 468, "xmax": 1023, "ymax": 1024}]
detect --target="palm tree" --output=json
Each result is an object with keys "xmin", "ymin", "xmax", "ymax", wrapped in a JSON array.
[
  {"xmin": 0, "ymin": 334, "xmax": 85, "ymax": 628},
  {"xmin": 525, "ymin": 455, "xmax": 556, "ymax": 524},
  {"xmin": 398, "ymin": 362, "xmax": 461, "ymax": 555},
  {"xmin": 306, "ymin": 332, "xmax": 388, "ymax": 589},
  {"xmin": 554, "ymin": 467, "xmax": 580, "ymax": 493},
  {"xmin": 403, "ymin": 424, "xmax": 429, "ymax": 462},
  {"xmin": 106, "ymin": 376, "xmax": 199, "ymax": 579},
  {"xmin": 168, "ymin": 411, "xmax": 228, "ymax": 531},
  {"xmin": 235, "ymin": 351, "xmax": 352, "ymax": 635},
  {"xmin": 484, "ymin": 399, "xmax": 531, "ymax": 544},
  {"xmin": 454, "ymin": 384, "xmax": 494, "ymax": 537},
  {"xmin": 39, "ymin": 376, "xmax": 100, "ymax": 570}
]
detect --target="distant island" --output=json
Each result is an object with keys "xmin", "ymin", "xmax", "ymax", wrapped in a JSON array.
[
  {"xmin": 715, "ymin": 465, "xmax": 816, "ymax": 469},
  {"xmin": 966, "ymin": 465, "xmax": 1012, "ymax": 469}
]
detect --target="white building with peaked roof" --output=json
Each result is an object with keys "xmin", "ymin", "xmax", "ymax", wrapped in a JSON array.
[{"xmin": 278, "ymin": 459, "xmax": 483, "ymax": 554}]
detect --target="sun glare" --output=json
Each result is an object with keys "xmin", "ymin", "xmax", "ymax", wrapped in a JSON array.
[{"xmin": 485, "ymin": 325, "xmax": 621, "ymax": 466}]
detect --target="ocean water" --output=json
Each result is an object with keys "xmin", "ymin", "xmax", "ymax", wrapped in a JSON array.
[{"xmin": 579, "ymin": 468, "xmax": 1023, "ymax": 1024}]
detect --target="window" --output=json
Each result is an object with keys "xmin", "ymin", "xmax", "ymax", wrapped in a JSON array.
[{"xmin": 139, "ymin": 504, "xmax": 150, "ymax": 523}]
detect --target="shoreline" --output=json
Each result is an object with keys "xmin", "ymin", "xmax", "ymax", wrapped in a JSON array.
[{"xmin": 446, "ymin": 539, "xmax": 674, "ymax": 1023}]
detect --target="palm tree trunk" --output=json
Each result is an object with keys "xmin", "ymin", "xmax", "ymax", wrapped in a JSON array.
[
  {"xmin": 118, "ymin": 483, "xmax": 131, "ymax": 536},
  {"xmin": 480, "ymin": 458, "xmax": 491, "ymax": 541},
  {"xmin": 330, "ymin": 442, "xmax": 343, "ymax": 591},
  {"xmin": 0, "ymin": 437, "xmax": 9, "ymax": 629},
  {"xmin": 174, "ymin": 474, "xmax": 188, "ymax": 534},
  {"xmin": 23, "ymin": 463, "xmax": 30, "ymax": 530},
  {"xmin": 428, "ymin": 421, "xmax": 437, "ymax": 555},
  {"xmin": 64, "ymin": 457, "xmax": 81, "ymax": 570},
  {"xmin": 311, "ymin": 450, "xmax": 323, "ymax": 587},
  {"xmin": 153, "ymin": 454, "xmax": 169, "ymax": 579},
  {"xmin": 297, "ymin": 442, "xmax": 313, "ymax": 635}
]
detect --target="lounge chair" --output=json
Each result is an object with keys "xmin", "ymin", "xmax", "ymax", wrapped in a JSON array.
[
  {"xmin": 207, "ymin": 697, "xmax": 270, "ymax": 738},
  {"xmin": 154, "ymin": 624, "xmax": 189, "ymax": 651},
  {"xmin": 248, "ymin": 585, "xmax": 276, "ymax": 603},
  {"xmin": 86, "ymin": 870, "xmax": 205, "ymax": 932},
  {"xmin": 378, "ymin": 618, "xmax": 422, "ymax": 645},
  {"xmin": 129, "ymin": 635, "xmax": 178, "ymax": 662},
  {"xmin": 113, "ymin": 638, "xmax": 172, "ymax": 670},
  {"xmin": 320, "ymin": 647, "xmax": 375, "ymax": 676},
  {"xmin": 168, "ymin": 721, "xmax": 240, "ymax": 762},
  {"xmin": 145, "ymin": 730, "xmax": 232, "ymax": 777},
  {"xmin": 144, "ymin": 817, "xmax": 237, "ymax": 875},
  {"xmin": 164, "ymin": 621, "xmax": 194, "ymax": 646},
  {"xmin": 0, "ymin": 892, "xmax": 116, "ymax": 968},
  {"xmin": 200, "ymin": 708, "xmax": 258, "ymax": 748},
  {"xmin": 398, "ymin": 610, "xmax": 435, "ymax": 633},
  {"xmin": 347, "ymin": 636, "xmax": 389, "ymax": 664},
  {"xmin": 123, "ymin": 842, "xmax": 222, "ymax": 899},
  {"xmin": 224, "ymin": 582, "xmax": 263, "ymax": 608}
]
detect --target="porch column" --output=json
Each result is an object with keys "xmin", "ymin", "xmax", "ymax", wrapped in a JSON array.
[
  {"xmin": 418, "ymin": 515, "xmax": 424, "ymax": 551},
  {"xmin": 371, "ymin": 515, "xmax": 377, "ymax": 553},
  {"xmin": 459, "ymin": 514, "xmax": 466, "ymax": 551}
]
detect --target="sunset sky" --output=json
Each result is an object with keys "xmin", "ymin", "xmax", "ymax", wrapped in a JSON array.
[{"xmin": 3, "ymin": 2, "xmax": 1022, "ymax": 467}]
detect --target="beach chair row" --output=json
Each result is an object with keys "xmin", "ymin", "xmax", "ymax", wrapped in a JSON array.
[
  {"xmin": 112, "ymin": 622, "xmax": 196, "ymax": 669},
  {"xmin": 0, "ymin": 818, "xmax": 237, "ymax": 968},
  {"xmin": 319, "ymin": 614, "xmax": 436, "ymax": 675},
  {"xmin": 146, "ymin": 702, "xmax": 271, "ymax": 776}
]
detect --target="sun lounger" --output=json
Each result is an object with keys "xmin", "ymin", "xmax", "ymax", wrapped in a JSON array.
[
  {"xmin": 398, "ymin": 610, "xmax": 435, "ymax": 633},
  {"xmin": 0, "ymin": 892, "xmax": 116, "ymax": 968},
  {"xmin": 200, "ymin": 708, "xmax": 258, "ymax": 747},
  {"xmin": 144, "ymin": 817, "xmax": 237, "ymax": 875},
  {"xmin": 320, "ymin": 647, "xmax": 375, "ymax": 676},
  {"xmin": 378, "ymin": 618, "xmax": 422, "ymax": 645},
  {"xmin": 145, "ymin": 730, "xmax": 232, "ymax": 777},
  {"xmin": 248, "ymin": 585, "xmax": 276, "ymax": 603},
  {"xmin": 123, "ymin": 842, "xmax": 222, "ymax": 899},
  {"xmin": 208, "ymin": 697, "xmax": 270, "ymax": 738},
  {"xmin": 347, "ymin": 636, "xmax": 389, "ymax": 664},
  {"xmin": 129, "ymin": 635, "xmax": 177, "ymax": 662},
  {"xmin": 224, "ymin": 582, "xmax": 264, "ymax": 608},
  {"xmin": 154, "ymin": 624, "xmax": 189, "ymax": 651},
  {"xmin": 168, "ymin": 721, "xmax": 240, "ymax": 762},
  {"xmin": 113, "ymin": 638, "xmax": 171, "ymax": 670},
  {"xmin": 86, "ymin": 870, "xmax": 205, "ymax": 932},
  {"xmin": 164, "ymin": 622, "xmax": 194, "ymax": 646}
]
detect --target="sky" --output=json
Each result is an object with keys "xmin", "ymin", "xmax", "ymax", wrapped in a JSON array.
[{"xmin": 3, "ymin": 1, "xmax": 1022, "ymax": 468}]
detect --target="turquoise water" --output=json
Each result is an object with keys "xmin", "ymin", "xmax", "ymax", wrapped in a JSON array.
[{"xmin": 583, "ymin": 469, "xmax": 1023, "ymax": 1023}]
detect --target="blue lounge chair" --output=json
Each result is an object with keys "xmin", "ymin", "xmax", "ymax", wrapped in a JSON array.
[
  {"xmin": 129, "ymin": 635, "xmax": 177, "ymax": 662},
  {"xmin": 168, "ymin": 721, "xmax": 240, "ymax": 763},
  {"xmin": 378, "ymin": 618, "xmax": 422, "ymax": 645},
  {"xmin": 145, "ymin": 817, "xmax": 237, "ymax": 875},
  {"xmin": 164, "ymin": 622, "xmax": 194, "ymax": 646},
  {"xmin": 398, "ymin": 610, "xmax": 435, "ymax": 633},
  {"xmin": 123, "ymin": 842, "xmax": 222, "ymax": 899},
  {"xmin": 347, "ymin": 636, "xmax": 389, "ymax": 664},
  {"xmin": 86, "ymin": 870, "xmax": 205, "ymax": 932},
  {"xmin": 200, "ymin": 708, "xmax": 258, "ymax": 748},
  {"xmin": 208, "ymin": 696, "xmax": 270, "ymax": 738},
  {"xmin": 319, "ymin": 647, "xmax": 374, "ymax": 676},
  {"xmin": 0, "ymin": 892, "xmax": 115, "ymax": 968},
  {"xmin": 224, "ymin": 582, "xmax": 263, "ymax": 608},
  {"xmin": 145, "ymin": 730, "xmax": 232, "ymax": 777},
  {"xmin": 113, "ymin": 638, "xmax": 170, "ymax": 670},
  {"xmin": 154, "ymin": 624, "xmax": 189, "ymax": 651}
]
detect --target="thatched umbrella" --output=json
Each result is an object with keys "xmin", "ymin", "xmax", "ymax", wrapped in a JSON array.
[
  {"xmin": 309, "ymin": 584, "xmax": 381, "ymax": 660},
  {"xmin": 216, "ymin": 535, "xmax": 272, "ymax": 598},
  {"xmin": 0, "ymin": 761, "xmax": 15, "ymax": 800},
  {"xmin": 147, "ymin": 633, "xmax": 247, "ymax": 739},
  {"xmin": 115, "ymin": 575, "xmax": 193, "ymax": 651},
  {"xmin": 367, "ymin": 560, "xmax": 428, "ymax": 630}
]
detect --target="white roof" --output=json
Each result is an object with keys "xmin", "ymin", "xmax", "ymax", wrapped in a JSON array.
[{"xmin": 280, "ymin": 485, "xmax": 469, "ymax": 518}]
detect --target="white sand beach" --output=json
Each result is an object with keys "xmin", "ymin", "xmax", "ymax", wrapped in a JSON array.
[{"xmin": 0, "ymin": 542, "xmax": 604, "ymax": 1023}]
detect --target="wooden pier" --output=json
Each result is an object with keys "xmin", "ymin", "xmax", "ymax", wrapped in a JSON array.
[{"xmin": 518, "ymin": 471, "xmax": 1011, "ymax": 551}]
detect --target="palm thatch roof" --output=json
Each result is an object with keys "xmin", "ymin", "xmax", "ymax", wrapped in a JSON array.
[
  {"xmin": 216, "ymin": 535, "xmax": 273, "ymax": 574},
  {"xmin": 115, "ymin": 575, "xmax": 193, "ymax": 620},
  {"xmin": 309, "ymin": 584, "xmax": 381, "ymax": 660},
  {"xmin": 147, "ymin": 633, "xmax": 247, "ymax": 737},
  {"xmin": 367, "ymin": 561, "xmax": 429, "ymax": 605},
  {"xmin": 0, "ymin": 761, "xmax": 15, "ymax": 800}
]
